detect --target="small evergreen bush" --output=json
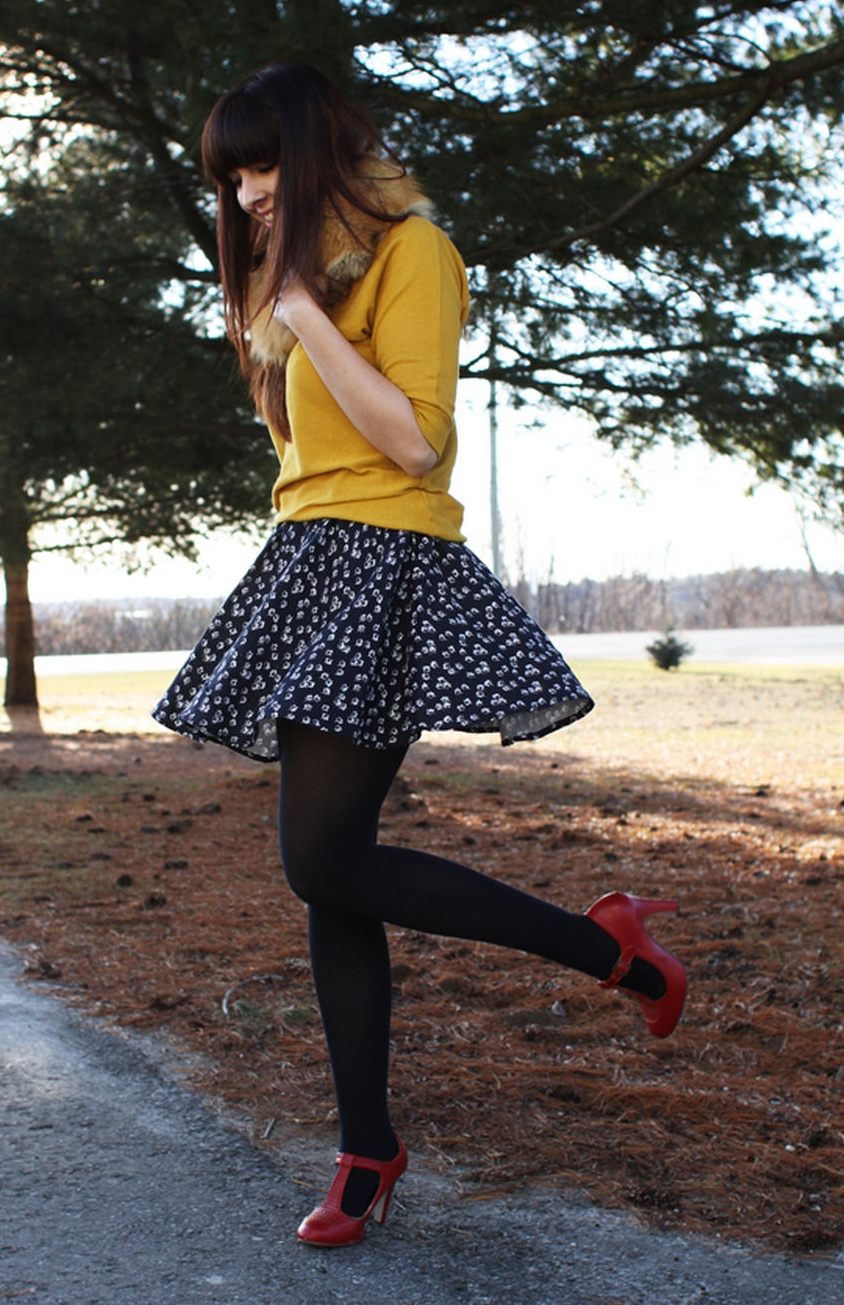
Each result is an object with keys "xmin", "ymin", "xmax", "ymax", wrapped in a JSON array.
[{"xmin": 646, "ymin": 627, "xmax": 693, "ymax": 671}]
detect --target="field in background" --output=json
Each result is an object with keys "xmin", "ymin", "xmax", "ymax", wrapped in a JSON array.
[
  {"xmin": 2, "ymin": 658, "xmax": 840, "ymax": 789},
  {"xmin": 1, "ymin": 668, "xmax": 177, "ymax": 737}
]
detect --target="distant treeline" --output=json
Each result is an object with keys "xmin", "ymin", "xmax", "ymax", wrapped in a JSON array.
[
  {"xmin": 25, "ymin": 597, "xmax": 222, "ymax": 657},
  {"xmin": 3, "ymin": 567, "xmax": 843, "ymax": 657},
  {"xmin": 511, "ymin": 567, "xmax": 844, "ymax": 633}
]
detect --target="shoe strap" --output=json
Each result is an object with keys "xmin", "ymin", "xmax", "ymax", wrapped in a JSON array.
[{"xmin": 598, "ymin": 942, "xmax": 636, "ymax": 989}]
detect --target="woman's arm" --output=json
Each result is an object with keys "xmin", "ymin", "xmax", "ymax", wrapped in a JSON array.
[{"xmin": 273, "ymin": 277, "xmax": 438, "ymax": 478}]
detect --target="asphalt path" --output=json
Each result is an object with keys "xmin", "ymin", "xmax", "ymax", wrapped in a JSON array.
[
  {"xmin": 1, "ymin": 942, "xmax": 842, "ymax": 1305},
  {"xmin": 553, "ymin": 623, "xmax": 844, "ymax": 664}
]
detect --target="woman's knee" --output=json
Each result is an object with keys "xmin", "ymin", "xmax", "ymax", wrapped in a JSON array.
[
  {"xmin": 279, "ymin": 824, "xmax": 360, "ymax": 906},
  {"xmin": 279, "ymin": 827, "xmax": 329, "ymax": 903}
]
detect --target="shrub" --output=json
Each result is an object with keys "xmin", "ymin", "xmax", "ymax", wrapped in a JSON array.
[{"xmin": 646, "ymin": 627, "xmax": 694, "ymax": 671}]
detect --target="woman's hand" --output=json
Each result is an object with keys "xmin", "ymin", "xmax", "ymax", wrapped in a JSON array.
[
  {"xmin": 271, "ymin": 274, "xmax": 321, "ymax": 336},
  {"xmin": 272, "ymin": 275, "xmax": 438, "ymax": 479}
]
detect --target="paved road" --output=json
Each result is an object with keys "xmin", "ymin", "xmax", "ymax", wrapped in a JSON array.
[
  {"xmin": 1, "ymin": 943, "xmax": 842, "ymax": 1305},
  {"xmin": 554, "ymin": 623, "xmax": 844, "ymax": 664}
]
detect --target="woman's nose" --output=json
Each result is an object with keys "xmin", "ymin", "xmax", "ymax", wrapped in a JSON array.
[{"xmin": 239, "ymin": 174, "xmax": 264, "ymax": 211}]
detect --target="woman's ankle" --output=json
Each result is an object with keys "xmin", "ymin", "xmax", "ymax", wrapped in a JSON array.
[{"xmin": 618, "ymin": 956, "xmax": 667, "ymax": 1001}]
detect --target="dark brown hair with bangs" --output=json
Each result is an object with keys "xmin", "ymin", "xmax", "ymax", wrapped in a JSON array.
[{"xmin": 201, "ymin": 61, "xmax": 401, "ymax": 437}]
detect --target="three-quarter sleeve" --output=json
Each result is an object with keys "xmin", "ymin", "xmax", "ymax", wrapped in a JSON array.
[{"xmin": 370, "ymin": 217, "xmax": 469, "ymax": 453}]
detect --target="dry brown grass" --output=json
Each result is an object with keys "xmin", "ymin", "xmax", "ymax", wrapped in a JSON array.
[{"xmin": 1, "ymin": 660, "xmax": 842, "ymax": 1254}]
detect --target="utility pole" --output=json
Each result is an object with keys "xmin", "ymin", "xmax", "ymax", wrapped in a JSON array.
[{"xmin": 488, "ymin": 317, "xmax": 503, "ymax": 578}]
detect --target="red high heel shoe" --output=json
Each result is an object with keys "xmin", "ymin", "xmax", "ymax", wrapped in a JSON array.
[
  {"xmin": 296, "ymin": 1137, "xmax": 408, "ymax": 1247},
  {"xmin": 586, "ymin": 892, "xmax": 686, "ymax": 1038}
]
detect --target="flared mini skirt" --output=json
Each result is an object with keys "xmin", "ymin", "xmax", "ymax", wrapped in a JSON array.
[{"xmin": 152, "ymin": 518, "xmax": 594, "ymax": 760}]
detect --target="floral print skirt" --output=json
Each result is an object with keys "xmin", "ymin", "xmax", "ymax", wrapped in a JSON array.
[{"xmin": 152, "ymin": 518, "xmax": 594, "ymax": 760}]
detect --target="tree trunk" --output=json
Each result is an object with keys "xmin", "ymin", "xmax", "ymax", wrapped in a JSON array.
[
  {"xmin": 3, "ymin": 556, "xmax": 38, "ymax": 708},
  {"xmin": 0, "ymin": 454, "xmax": 38, "ymax": 708}
]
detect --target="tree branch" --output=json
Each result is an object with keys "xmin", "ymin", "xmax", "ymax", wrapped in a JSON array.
[
  {"xmin": 370, "ymin": 36, "xmax": 844, "ymax": 128},
  {"xmin": 465, "ymin": 83, "xmax": 780, "ymax": 267},
  {"xmin": 2, "ymin": 38, "xmax": 217, "ymax": 265},
  {"xmin": 462, "ymin": 322, "xmax": 844, "ymax": 381}
]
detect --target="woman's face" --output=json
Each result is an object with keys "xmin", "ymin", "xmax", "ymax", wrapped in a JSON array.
[{"xmin": 229, "ymin": 163, "xmax": 279, "ymax": 227}]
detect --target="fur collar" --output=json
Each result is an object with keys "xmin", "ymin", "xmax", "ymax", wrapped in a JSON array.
[{"xmin": 248, "ymin": 161, "xmax": 433, "ymax": 368}]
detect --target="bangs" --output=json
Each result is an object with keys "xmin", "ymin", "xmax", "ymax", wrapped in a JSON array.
[{"xmin": 201, "ymin": 88, "xmax": 280, "ymax": 184}]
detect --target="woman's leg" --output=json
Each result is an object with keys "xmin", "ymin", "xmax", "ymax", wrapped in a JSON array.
[
  {"xmin": 277, "ymin": 722, "xmax": 657, "ymax": 986},
  {"xmin": 278, "ymin": 724, "xmax": 407, "ymax": 1217},
  {"xmin": 306, "ymin": 905, "xmax": 398, "ymax": 1216},
  {"xmin": 277, "ymin": 722, "xmax": 677, "ymax": 1223},
  {"xmin": 277, "ymin": 722, "xmax": 667, "ymax": 1215}
]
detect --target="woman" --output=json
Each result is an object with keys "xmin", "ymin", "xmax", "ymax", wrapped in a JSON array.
[{"xmin": 154, "ymin": 61, "xmax": 686, "ymax": 1248}]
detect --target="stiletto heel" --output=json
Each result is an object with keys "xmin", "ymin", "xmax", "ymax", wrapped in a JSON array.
[
  {"xmin": 586, "ymin": 891, "xmax": 687, "ymax": 1038},
  {"xmin": 371, "ymin": 1187, "xmax": 391, "ymax": 1225},
  {"xmin": 296, "ymin": 1137, "xmax": 408, "ymax": 1246}
]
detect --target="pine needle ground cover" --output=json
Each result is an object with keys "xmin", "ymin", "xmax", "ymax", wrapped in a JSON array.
[{"xmin": 0, "ymin": 663, "xmax": 842, "ymax": 1255}]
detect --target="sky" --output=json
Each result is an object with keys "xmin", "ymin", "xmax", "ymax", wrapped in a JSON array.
[{"xmin": 26, "ymin": 378, "xmax": 843, "ymax": 605}]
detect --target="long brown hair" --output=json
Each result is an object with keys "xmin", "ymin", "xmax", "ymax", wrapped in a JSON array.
[{"xmin": 201, "ymin": 61, "xmax": 402, "ymax": 436}]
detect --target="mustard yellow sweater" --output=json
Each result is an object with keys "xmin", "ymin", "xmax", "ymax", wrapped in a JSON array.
[{"xmin": 269, "ymin": 216, "xmax": 469, "ymax": 541}]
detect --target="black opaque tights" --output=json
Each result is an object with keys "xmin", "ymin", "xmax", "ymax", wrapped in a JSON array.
[{"xmin": 276, "ymin": 721, "xmax": 661, "ymax": 1214}]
